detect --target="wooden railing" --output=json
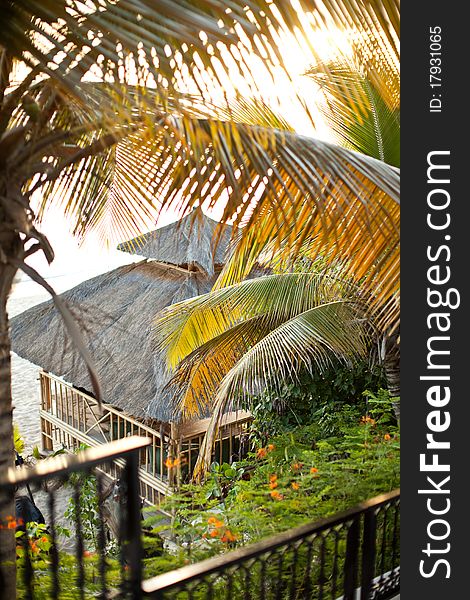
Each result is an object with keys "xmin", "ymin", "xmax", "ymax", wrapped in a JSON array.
[
  {"xmin": 39, "ymin": 371, "xmax": 253, "ymax": 504},
  {"xmin": 39, "ymin": 371, "xmax": 171, "ymax": 504}
]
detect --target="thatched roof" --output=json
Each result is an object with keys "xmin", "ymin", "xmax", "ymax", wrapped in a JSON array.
[
  {"xmin": 10, "ymin": 260, "xmax": 216, "ymax": 422},
  {"xmin": 117, "ymin": 210, "xmax": 232, "ymax": 276}
]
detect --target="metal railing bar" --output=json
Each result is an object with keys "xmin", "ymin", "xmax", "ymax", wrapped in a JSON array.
[
  {"xmin": 47, "ymin": 490, "xmax": 60, "ymax": 600},
  {"xmin": 343, "ymin": 517, "xmax": 360, "ymax": 599},
  {"xmin": 142, "ymin": 490, "xmax": 400, "ymax": 595},
  {"xmin": 0, "ymin": 436, "xmax": 151, "ymax": 487},
  {"xmin": 360, "ymin": 508, "xmax": 377, "ymax": 600},
  {"xmin": 96, "ymin": 473, "xmax": 108, "ymax": 600}
]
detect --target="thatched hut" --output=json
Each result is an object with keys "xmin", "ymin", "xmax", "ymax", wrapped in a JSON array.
[{"xmin": 10, "ymin": 212, "xmax": 251, "ymax": 503}]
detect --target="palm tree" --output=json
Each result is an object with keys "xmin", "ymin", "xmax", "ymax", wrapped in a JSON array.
[
  {"xmin": 154, "ymin": 267, "xmax": 373, "ymax": 475},
  {"xmin": 152, "ymin": 12, "xmax": 400, "ymax": 477},
  {"xmin": 0, "ymin": 0, "xmax": 328, "ymax": 588},
  {"xmin": 306, "ymin": 53, "xmax": 400, "ymax": 403},
  {"xmin": 155, "ymin": 270, "xmax": 369, "ymax": 416},
  {"xmin": 1, "ymin": 0, "xmax": 399, "ymax": 588}
]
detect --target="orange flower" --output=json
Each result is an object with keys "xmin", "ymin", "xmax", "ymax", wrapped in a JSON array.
[
  {"xmin": 291, "ymin": 462, "xmax": 302, "ymax": 472},
  {"xmin": 269, "ymin": 481, "xmax": 278, "ymax": 489},
  {"xmin": 221, "ymin": 530, "xmax": 237, "ymax": 543},
  {"xmin": 360, "ymin": 416, "xmax": 376, "ymax": 426},
  {"xmin": 310, "ymin": 467, "xmax": 318, "ymax": 474},
  {"xmin": 384, "ymin": 434, "xmax": 391, "ymax": 441},
  {"xmin": 269, "ymin": 474, "xmax": 277, "ymax": 482},
  {"xmin": 256, "ymin": 447, "xmax": 267, "ymax": 459},
  {"xmin": 41, "ymin": 536, "xmax": 48, "ymax": 543},
  {"xmin": 267, "ymin": 444, "xmax": 275, "ymax": 452},
  {"xmin": 291, "ymin": 482, "xmax": 300, "ymax": 491},
  {"xmin": 270, "ymin": 490, "xmax": 283, "ymax": 501},
  {"xmin": 165, "ymin": 457, "xmax": 181, "ymax": 468},
  {"xmin": 7, "ymin": 520, "xmax": 17, "ymax": 529},
  {"xmin": 209, "ymin": 529, "xmax": 220, "ymax": 538},
  {"xmin": 83, "ymin": 550, "xmax": 93, "ymax": 557},
  {"xmin": 30, "ymin": 542, "xmax": 39, "ymax": 554}
]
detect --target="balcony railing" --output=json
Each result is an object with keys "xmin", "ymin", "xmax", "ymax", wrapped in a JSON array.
[
  {"xmin": 142, "ymin": 490, "xmax": 400, "ymax": 600},
  {"xmin": 40, "ymin": 371, "xmax": 173, "ymax": 504},
  {"xmin": 0, "ymin": 436, "xmax": 399, "ymax": 599},
  {"xmin": 39, "ymin": 371, "xmax": 252, "ymax": 502},
  {"xmin": 0, "ymin": 436, "xmax": 150, "ymax": 599}
]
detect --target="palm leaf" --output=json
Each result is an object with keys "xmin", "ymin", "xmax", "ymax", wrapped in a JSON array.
[
  {"xmin": 163, "ymin": 314, "xmax": 274, "ymax": 419},
  {"xmin": 154, "ymin": 271, "xmax": 358, "ymax": 370},
  {"xmin": 306, "ymin": 60, "xmax": 399, "ymax": 167},
  {"xmin": 191, "ymin": 299, "xmax": 369, "ymax": 479}
]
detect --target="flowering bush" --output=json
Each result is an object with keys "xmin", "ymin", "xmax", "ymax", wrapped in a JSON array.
[{"xmin": 150, "ymin": 390, "xmax": 399, "ymax": 563}]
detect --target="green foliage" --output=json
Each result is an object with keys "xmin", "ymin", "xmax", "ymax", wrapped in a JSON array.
[
  {"xmin": 13, "ymin": 398, "xmax": 398, "ymax": 600},
  {"xmin": 19, "ymin": 393, "xmax": 398, "ymax": 596},
  {"xmin": 245, "ymin": 362, "xmax": 386, "ymax": 445},
  {"xmin": 13, "ymin": 423, "xmax": 25, "ymax": 455},
  {"xmin": 16, "ymin": 522, "xmax": 52, "ymax": 562},
  {"xmin": 156, "ymin": 390, "xmax": 399, "ymax": 562},
  {"xmin": 16, "ymin": 551, "xmax": 122, "ymax": 599},
  {"xmin": 64, "ymin": 445, "xmax": 101, "ymax": 551},
  {"xmin": 64, "ymin": 472, "xmax": 101, "ymax": 551}
]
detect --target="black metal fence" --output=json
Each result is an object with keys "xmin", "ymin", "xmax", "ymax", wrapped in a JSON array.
[
  {"xmin": 1, "ymin": 437, "xmax": 399, "ymax": 600},
  {"xmin": 0, "ymin": 436, "xmax": 150, "ymax": 600},
  {"xmin": 142, "ymin": 491, "xmax": 400, "ymax": 600}
]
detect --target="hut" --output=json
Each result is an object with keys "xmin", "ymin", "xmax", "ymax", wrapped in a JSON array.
[{"xmin": 10, "ymin": 211, "xmax": 251, "ymax": 504}]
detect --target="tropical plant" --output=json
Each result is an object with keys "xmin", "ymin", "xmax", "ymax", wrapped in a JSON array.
[
  {"xmin": 1, "ymin": 0, "xmax": 399, "ymax": 588},
  {"xmin": 153, "ymin": 6, "xmax": 400, "ymax": 478},
  {"xmin": 306, "ymin": 53, "xmax": 401, "ymax": 403},
  {"xmin": 154, "ymin": 268, "xmax": 375, "ymax": 474},
  {"xmin": 157, "ymin": 390, "xmax": 399, "ymax": 559}
]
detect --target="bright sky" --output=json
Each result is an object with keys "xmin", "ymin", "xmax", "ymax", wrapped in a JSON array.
[{"xmin": 17, "ymin": 14, "xmax": 353, "ymax": 293}]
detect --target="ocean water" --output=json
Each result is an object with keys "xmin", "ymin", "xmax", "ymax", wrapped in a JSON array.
[{"xmin": 10, "ymin": 285, "xmax": 54, "ymax": 454}]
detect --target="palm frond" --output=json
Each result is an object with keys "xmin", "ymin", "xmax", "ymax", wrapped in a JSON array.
[
  {"xmin": 0, "ymin": 1, "xmax": 302, "ymax": 105},
  {"xmin": 154, "ymin": 271, "xmax": 358, "ymax": 370},
  {"xmin": 191, "ymin": 299, "xmax": 369, "ymax": 478},
  {"xmin": 201, "ymin": 126, "xmax": 400, "ymax": 332},
  {"xmin": 163, "ymin": 314, "xmax": 273, "ymax": 419},
  {"xmin": 306, "ymin": 60, "xmax": 399, "ymax": 167}
]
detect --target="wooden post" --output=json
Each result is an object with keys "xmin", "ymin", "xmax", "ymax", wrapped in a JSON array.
[
  {"xmin": 159, "ymin": 424, "xmax": 164, "ymax": 477},
  {"xmin": 169, "ymin": 422, "xmax": 179, "ymax": 489},
  {"xmin": 177, "ymin": 435, "xmax": 183, "ymax": 489},
  {"xmin": 41, "ymin": 373, "xmax": 53, "ymax": 451}
]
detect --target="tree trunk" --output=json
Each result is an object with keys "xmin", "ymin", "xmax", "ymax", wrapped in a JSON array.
[
  {"xmin": 0, "ymin": 259, "xmax": 19, "ymax": 596},
  {"xmin": 383, "ymin": 333, "xmax": 400, "ymax": 422}
]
